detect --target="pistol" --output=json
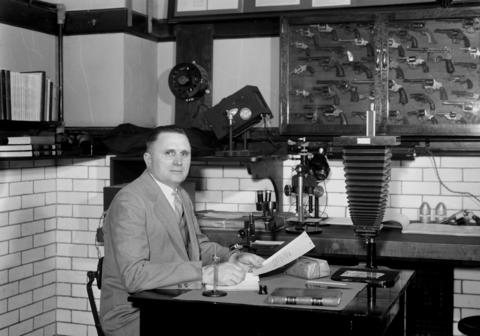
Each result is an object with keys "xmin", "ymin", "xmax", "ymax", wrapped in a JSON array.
[
  {"xmin": 389, "ymin": 29, "xmax": 418, "ymax": 48},
  {"xmin": 388, "ymin": 38, "xmax": 405, "ymax": 57},
  {"xmin": 389, "ymin": 60, "xmax": 405, "ymax": 80},
  {"xmin": 312, "ymin": 86, "xmax": 341, "ymax": 105},
  {"xmin": 398, "ymin": 56, "xmax": 429, "ymax": 72},
  {"xmin": 407, "ymin": 108, "xmax": 438, "ymax": 124},
  {"xmin": 410, "ymin": 93, "xmax": 436, "ymax": 111},
  {"xmin": 434, "ymin": 28, "xmax": 470, "ymax": 48},
  {"xmin": 447, "ymin": 76, "xmax": 473, "ymax": 89},
  {"xmin": 388, "ymin": 80, "xmax": 408, "ymax": 105},
  {"xmin": 342, "ymin": 61, "xmax": 373, "ymax": 79},
  {"xmin": 451, "ymin": 90, "xmax": 480, "ymax": 100},
  {"xmin": 310, "ymin": 24, "xmax": 338, "ymax": 41},
  {"xmin": 402, "ymin": 78, "xmax": 448, "ymax": 100}
]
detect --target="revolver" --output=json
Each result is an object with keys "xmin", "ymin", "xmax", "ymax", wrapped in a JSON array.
[{"xmin": 434, "ymin": 28, "xmax": 470, "ymax": 48}]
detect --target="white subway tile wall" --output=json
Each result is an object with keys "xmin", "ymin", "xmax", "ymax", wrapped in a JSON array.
[{"xmin": 0, "ymin": 155, "xmax": 478, "ymax": 335}]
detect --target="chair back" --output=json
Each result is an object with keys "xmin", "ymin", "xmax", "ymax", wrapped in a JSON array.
[{"xmin": 87, "ymin": 257, "xmax": 104, "ymax": 336}]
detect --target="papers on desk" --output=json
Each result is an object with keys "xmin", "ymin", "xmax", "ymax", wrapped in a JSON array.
[
  {"xmin": 205, "ymin": 272, "xmax": 259, "ymax": 291},
  {"xmin": 205, "ymin": 232, "xmax": 314, "ymax": 291},
  {"xmin": 253, "ymin": 231, "xmax": 315, "ymax": 275}
]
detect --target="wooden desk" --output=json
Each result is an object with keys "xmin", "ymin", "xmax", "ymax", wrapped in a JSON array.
[{"xmin": 129, "ymin": 269, "xmax": 414, "ymax": 336}]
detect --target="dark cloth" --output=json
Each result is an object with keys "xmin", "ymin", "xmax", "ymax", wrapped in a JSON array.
[{"xmin": 101, "ymin": 123, "xmax": 218, "ymax": 156}]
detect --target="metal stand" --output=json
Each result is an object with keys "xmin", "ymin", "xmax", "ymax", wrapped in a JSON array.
[
  {"xmin": 202, "ymin": 248, "xmax": 226, "ymax": 297},
  {"xmin": 285, "ymin": 139, "xmax": 323, "ymax": 234}
]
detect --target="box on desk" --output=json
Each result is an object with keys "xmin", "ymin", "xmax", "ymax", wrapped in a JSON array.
[{"xmin": 285, "ymin": 256, "xmax": 330, "ymax": 279}]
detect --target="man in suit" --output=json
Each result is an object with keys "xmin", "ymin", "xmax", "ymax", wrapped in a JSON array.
[{"xmin": 100, "ymin": 126, "xmax": 264, "ymax": 336}]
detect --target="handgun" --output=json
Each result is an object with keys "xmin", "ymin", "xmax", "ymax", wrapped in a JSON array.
[
  {"xmin": 436, "ymin": 111, "xmax": 467, "ymax": 124},
  {"xmin": 303, "ymin": 104, "xmax": 347, "ymax": 125},
  {"xmin": 290, "ymin": 89, "xmax": 313, "ymax": 100},
  {"xmin": 442, "ymin": 100, "xmax": 479, "ymax": 113},
  {"xmin": 389, "ymin": 60, "xmax": 405, "ymax": 80},
  {"xmin": 460, "ymin": 47, "xmax": 480, "ymax": 59},
  {"xmin": 388, "ymin": 38, "xmax": 405, "ymax": 57},
  {"xmin": 410, "ymin": 93, "xmax": 436, "ymax": 111},
  {"xmin": 291, "ymin": 64, "xmax": 315, "ymax": 75},
  {"xmin": 388, "ymin": 80, "xmax": 408, "ymax": 105},
  {"xmin": 390, "ymin": 21, "xmax": 437, "ymax": 44},
  {"xmin": 293, "ymin": 41, "xmax": 311, "ymax": 56},
  {"xmin": 447, "ymin": 76, "xmax": 474, "ymax": 90},
  {"xmin": 434, "ymin": 28, "xmax": 470, "ymax": 48},
  {"xmin": 338, "ymin": 37, "xmax": 375, "ymax": 57},
  {"xmin": 318, "ymin": 57, "xmax": 345, "ymax": 77},
  {"xmin": 312, "ymin": 86, "xmax": 341, "ymax": 105},
  {"xmin": 407, "ymin": 108, "xmax": 438, "ymax": 124},
  {"xmin": 453, "ymin": 62, "xmax": 478, "ymax": 70},
  {"xmin": 398, "ymin": 56, "xmax": 429, "ymax": 72},
  {"xmin": 310, "ymin": 24, "xmax": 339, "ymax": 41},
  {"xmin": 451, "ymin": 90, "xmax": 480, "ymax": 100},
  {"xmin": 342, "ymin": 61, "xmax": 373, "ymax": 79},
  {"xmin": 402, "ymin": 78, "xmax": 448, "ymax": 100},
  {"xmin": 407, "ymin": 46, "xmax": 454, "ymax": 74},
  {"xmin": 389, "ymin": 29, "xmax": 418, "ymax": 48},
  {"xmin": 389, "ymin": 110, "xmax": 409, "ymax": 124}
]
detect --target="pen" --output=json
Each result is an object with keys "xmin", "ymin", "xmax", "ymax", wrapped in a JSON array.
[{"xmin": 305, "ymin": 280, "xmax": 351, "ymax": 289}]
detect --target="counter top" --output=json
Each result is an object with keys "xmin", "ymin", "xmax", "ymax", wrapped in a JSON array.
[{"xmin": 203, "ymin": 224, "xmax": 480, "ymax": 266}]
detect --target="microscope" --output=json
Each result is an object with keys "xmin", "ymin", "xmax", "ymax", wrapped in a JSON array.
[
  {"xmin": 284, "ymin": 138, "xmax": 330, "ymax": 234},
  {"xmin": 256, "ymin": 190, "xmax": 277, "ymax": 231}
]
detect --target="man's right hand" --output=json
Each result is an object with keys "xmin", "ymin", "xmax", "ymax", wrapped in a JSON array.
[{"xmin": 202, "ymin": 262, "xmax": 246, "ymax": 286}]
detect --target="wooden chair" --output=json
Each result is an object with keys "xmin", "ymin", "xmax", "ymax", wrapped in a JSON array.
[{"xmin": 87, "ymin": 257, "xmax": 104, "ymax": 336}]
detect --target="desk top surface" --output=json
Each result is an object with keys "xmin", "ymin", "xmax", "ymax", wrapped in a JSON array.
[
  {"xmin": 129, "ymin": 269, "xmax": 414, "ymax": 325},
  {"xmin": 204, "ymin": 225, "xmax": 480, "ymax": 265}
]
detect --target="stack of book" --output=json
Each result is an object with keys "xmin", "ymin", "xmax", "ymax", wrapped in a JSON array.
[
  {"xmin": 0, "ymin": 135, "xmax": 58, "ymax": 158},
  {"xmin": 0, "ymin": 69, "xmax": 58, "ymax": 122}
]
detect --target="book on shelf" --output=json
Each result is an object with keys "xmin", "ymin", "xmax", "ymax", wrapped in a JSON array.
[
  {"xmin": 266, "ymin": 287, "xmax": 342, "ymax": 307},
  {"xmin": 1, "ymin": 135, "xmax": 56, "ymax": 145},
  {"xmin": 0, "ymin": 149, "xmax": 58, "ymax": 158},
  {"xmin": 0, "ymin": 69, "xmax": 57, "ymax": 122},
  {"xmin": 0, "ymin": 144, "xmax": 58, "ymax": 151}
]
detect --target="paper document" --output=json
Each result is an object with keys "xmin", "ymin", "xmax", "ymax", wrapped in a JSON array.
[
  {"xmin": 205, "ymin": 272, "xmax": 259, "ymax": 291},
  {"xmin": 253, "ymin": 231, "xmax": 315, "ymax": 275}
]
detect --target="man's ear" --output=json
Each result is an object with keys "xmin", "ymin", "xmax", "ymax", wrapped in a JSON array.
[{"xmin": 143, "ymin": 152, "xmax": 151, "ymax": 168}]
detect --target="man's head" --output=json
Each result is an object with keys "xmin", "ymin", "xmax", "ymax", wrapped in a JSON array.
[{"xmin": 144, "ymin": 126, "xmax": 191, "ymax": 189}]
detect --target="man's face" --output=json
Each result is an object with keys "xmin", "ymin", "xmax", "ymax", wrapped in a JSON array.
[{"xmin": 144, "ymin": 132, "xmax": 191, "ymax": 189}]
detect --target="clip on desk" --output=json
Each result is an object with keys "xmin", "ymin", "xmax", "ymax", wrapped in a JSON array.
[{"xmin": 129, "ymin": 269, "xmax": 414, "ymax": 336}]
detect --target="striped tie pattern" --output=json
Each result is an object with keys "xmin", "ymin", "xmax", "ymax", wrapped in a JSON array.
[{"xmin": 173, "ymin": 191, "xmax": 187, "ymax": 245}]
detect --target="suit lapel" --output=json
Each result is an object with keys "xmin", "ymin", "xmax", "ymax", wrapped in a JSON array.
[
  {"xmin": 140, "ymin": 172, "xmax": 189, "ymax": 259},
  {"xmin": 179, "ymin": 189, "xmax": 200, "ymax": 262}
]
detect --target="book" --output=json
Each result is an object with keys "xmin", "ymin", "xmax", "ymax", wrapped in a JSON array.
[
  {"xmin": 0, "ymin": 144, "xmax": 57, "ymax": 151},
  {"xmin": 0, "ymin": 144, "xmax": 34, "ymax": 151},
  {"xmin": 266, "ymin": 287, "xmax": 342, "ymax": 306},
  {"xmin": 4, "ymin": 135, "xmax": 55, "ymax": 145},
  {"xmin": 0, "ymin": 149, "xmax": 57, "ymax": 158}
]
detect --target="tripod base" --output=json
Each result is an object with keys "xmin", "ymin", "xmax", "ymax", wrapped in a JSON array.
[
  {"xmin": 331, "ymin": 266, "xmax": 399, "ymax": 287},
  {"xmin": 202, "ymin": 289, "xmax": 227, "ymax": 297}
]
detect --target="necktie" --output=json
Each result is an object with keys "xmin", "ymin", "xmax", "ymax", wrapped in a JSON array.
[
  {"xmin": 173, "ymin": 191, "xmax": 187, "ymax": 245},
  {"xmin": 173, "ymin": 191, "xmax": 184, "ymax": 221}
]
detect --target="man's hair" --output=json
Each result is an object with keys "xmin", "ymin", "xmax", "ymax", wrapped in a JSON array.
[{"xmin": 145, "ymin": 126, "xmax": 188, "ymax": 153}]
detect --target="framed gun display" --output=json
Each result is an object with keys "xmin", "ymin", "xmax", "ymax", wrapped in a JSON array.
[{"xmin": 279, "ymin": 6, "xmax": 480, "ymax": 139}]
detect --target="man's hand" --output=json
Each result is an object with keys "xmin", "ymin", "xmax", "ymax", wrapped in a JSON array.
[
  {"xmin": 229, "ymin": 252, "xmax": 264, "ymax": 271},
  {"xmin": 202, "ymin": 262, "xmax": 246, "ymax": 286}
]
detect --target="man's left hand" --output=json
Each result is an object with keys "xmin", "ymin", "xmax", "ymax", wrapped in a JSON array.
[{"xmin": 229, "ymin": 252, "xmax": 264, "ymax": 271}]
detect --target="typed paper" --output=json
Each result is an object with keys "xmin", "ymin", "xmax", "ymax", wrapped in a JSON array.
[{"xmin": 252, "ymin": 231, "xmax": 315, "ymax": 275}]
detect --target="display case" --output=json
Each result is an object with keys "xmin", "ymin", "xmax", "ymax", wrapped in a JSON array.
[{"xmin": 279, "ymin": 6, "xmax": 480, "ymax": 139}]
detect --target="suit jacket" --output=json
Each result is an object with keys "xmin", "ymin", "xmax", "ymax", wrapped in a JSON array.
[{"xmin": 100, "ymin": 171, "xmax": 230, "ymax": 335}]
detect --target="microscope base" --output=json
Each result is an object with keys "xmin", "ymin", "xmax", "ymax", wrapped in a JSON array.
[
  {"xmin": 285, "ymin": 220, "xmax": 323, "ymax": 234},
  {"xmin": 202, "ymin": 290, "xmax": 227, "ymax": 297}
]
